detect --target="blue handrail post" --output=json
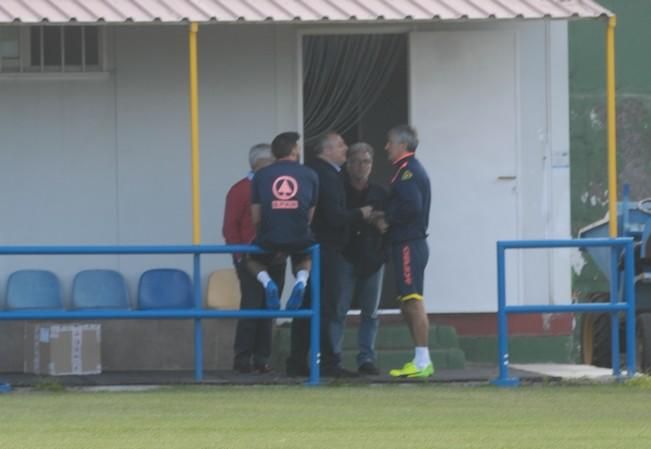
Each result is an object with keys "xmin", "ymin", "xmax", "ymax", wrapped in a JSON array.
[
  {"xmin": 193, "ymin": 252, "xmax": 203, "ymax": 382},
  {"xmin": 609, "ymin": 247, "xmax": 621, "ymax": 378},
  {"xmin": 624, "ymin": 240, "xmax": 637, "ymax": 377},
  {"xmin": 307, "ymin": 244, "xmax": 321, "ymax": 386},
  {"xmin": 493, "ymin": 238, "xmax": 636, "ymax": 387},
  {"xmin": 493, "ymin": 242, "xmax": 519, "ymax": 387}
]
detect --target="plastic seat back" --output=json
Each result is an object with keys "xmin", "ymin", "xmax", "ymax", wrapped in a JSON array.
[
  {"xmin": 137, "ymin": 269, "xmax": 193, "ymax": 309},
  {"xmin": 6, "ymin": 270, "xmax": 63, "ymax": 310},
  {"xmin": 205, "ymin": 269, "xmax": 240, "ymax": 309},
  {"xmin": 72, "ymin": 269, "xmax": 130, "ymax": 309}
]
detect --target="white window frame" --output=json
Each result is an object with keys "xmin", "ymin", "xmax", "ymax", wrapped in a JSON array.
[{"xmin": 0, "ymin": 25, "xmax": 109, "ymax": 80}]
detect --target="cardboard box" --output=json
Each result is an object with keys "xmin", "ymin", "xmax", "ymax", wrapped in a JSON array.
[{"xmin": 24, "ymin": 324, "xmax": 102, "ymax": 376}]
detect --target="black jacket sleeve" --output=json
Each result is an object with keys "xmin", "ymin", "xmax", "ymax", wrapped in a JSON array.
[{"xmin": 318, "ymin": 170, "xmax": 363, "ymax": 227}]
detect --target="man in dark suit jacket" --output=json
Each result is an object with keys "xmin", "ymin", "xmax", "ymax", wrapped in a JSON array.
[{"xmin": 285, "ymin": 132, "xmax": 372, "ymax": 377}]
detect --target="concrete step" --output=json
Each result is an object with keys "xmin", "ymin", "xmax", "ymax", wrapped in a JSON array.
[
  {"xmin": 340, "ymin": 324, "xmax": 459, "ymax": 350},
  {"xmin": 273, "ymin": 324, "xmax": 461, "ymax": 352},
  {"xmin": 341, "ymin": 348, "xmax": 466, "ymax": 371},
  {"xmin": 272, "ymin": 324, "xmax": 466, "ymax": 370}
]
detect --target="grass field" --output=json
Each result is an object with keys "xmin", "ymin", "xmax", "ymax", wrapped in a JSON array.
[{"xmin": 1, "ymin": 383, "xmax": 650, "ymax": 449}]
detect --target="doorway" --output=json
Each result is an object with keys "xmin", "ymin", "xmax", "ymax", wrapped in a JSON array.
[{"xmin": 301, "ymin": 33, "xmax": 408, "ymax": 309}]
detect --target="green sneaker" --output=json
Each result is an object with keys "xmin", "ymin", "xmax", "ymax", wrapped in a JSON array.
[
  {"xmin": 407, "ymin": 362, "xmax": 434, "ymax": 378},
  {"xmin": 389, "ymin": 362, "xmax": 434, "ymax": 378}
]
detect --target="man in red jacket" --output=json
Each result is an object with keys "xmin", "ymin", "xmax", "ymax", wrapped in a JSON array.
[{"xmin": 223, "ymin": 143, "xmax": 279, "ymax": 374}]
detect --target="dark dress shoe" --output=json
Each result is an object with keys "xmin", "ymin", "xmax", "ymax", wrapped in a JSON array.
[
  {"xmin": 233, "ymin": 361, "xmax": 253, "ymax": 374},
  {"xmin": 358, "ymin": 362, "xmax": 380, "ymax": 375},
  {"xmin": 254, "ymin": 363, "xmax": 273, "ymax": 374}
]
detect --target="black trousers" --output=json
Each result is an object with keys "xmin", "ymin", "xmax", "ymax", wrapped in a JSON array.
[
  {"xmin": 233, "ymin": 259, "xmax": 286, "ymax": 367},
  {"xmin": 286, "ymin": 245, "xmax": 343, "ymax": 371}
]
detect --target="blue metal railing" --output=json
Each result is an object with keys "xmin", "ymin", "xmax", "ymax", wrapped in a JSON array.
[
  {"xmin": 0, "ymin": 244, "xmax": 321, "ymax": 389},
  {"xmin": 494, "ymin": 238, "xmax": 636, "ymax": 387}
]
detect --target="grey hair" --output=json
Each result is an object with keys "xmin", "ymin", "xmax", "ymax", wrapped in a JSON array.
[
  {"xmin": 248, "ymin": 143, "xmax": 273, "ymax": 168},
  {"xmin": 313, "ymin": 131, "xmax": 339, "ymax": 156},
  {"xmin": 388, "ymin": 125, "xmax": 419, "ymax": 152},
  {"xmin": 348, "ymin": 142, "xmax": 374, "ymax": 159}
]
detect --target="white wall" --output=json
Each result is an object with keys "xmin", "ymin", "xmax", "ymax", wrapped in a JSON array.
[
  {"xmin": 516, "ymin": 21, "xmax": 572, "ymax": 313},
  {"xmin": 409, "ymin": 20, "xmax": 571, "ymax": 312},
  {"xmin": 0, "ymin": 61, "xmax": 120, "ymax": 301},
  {"xmin": 0, "ymin": 24, "xmax": 299, "ymax": 303},
  {"xmin": 410, "ymin": 27, "xmax": 520, "ymax": 313},
  {"xmin": 0, "ymin": 21, "xmax": 570, "ymax": 313}
]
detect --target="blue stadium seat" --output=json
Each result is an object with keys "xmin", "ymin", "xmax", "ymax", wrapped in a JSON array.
[
  {"xmin": 6, "ymin": 270, "xmax": 63, "ymax": 310},
  {"xmin": 137, "ymin": 269, "xmax": 193, "ymax": 309},
  {"xmin": 72, "ymin": 269, "xmax": 130, "ymax": 309}
]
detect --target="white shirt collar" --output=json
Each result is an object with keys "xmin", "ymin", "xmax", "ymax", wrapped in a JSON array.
[{"xmin": 326, "ymin": 160, "xmax": 341, "ymax": 173}]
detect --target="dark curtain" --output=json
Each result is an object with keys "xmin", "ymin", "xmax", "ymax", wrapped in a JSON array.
[{"xmin": 303, "ymin": 34, "xmax": 403, "ymax": 147}]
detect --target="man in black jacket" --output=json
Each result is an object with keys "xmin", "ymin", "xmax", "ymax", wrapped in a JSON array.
[
  {"xmin": 333, "ymin": 142, "xmax": 387, "ymax": 375},
  {"xmin": 285, "ymin": 132, "xmax": 372, "ymax": 377}
]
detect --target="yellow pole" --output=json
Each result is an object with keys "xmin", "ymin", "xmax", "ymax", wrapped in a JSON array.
[
  {"xmin": 189, "ymin": 23, "xmax": 201, "ymax": 244},
  {"xmin": 606, "ymin": 16, "xmax": 617, "ymax": 237}
]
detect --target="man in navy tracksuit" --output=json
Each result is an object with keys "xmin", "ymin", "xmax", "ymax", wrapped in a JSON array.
[
  {"xmin": 373, "ymin": 125, "xmax": 433, "ymax": 378},
  {"xmin": 248, "ymin": 132, "xmax": 319, "ymax": 312}
]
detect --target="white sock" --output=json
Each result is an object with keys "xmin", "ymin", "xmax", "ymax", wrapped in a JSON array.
[
  {"xmin": 296, "ymin": 270, "xmax": 309, "ymax": 285},
  {"xmin": 256, "ymin": 271, "xmax": 271, "ymax": 287},
  {"xmin": 414, "ymin": 347, "xmax": 431, "ymax": 369}
]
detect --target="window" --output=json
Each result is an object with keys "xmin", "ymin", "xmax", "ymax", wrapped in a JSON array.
[
  {"xmin": 0, "ymin": 27, "xmax": 20, "ymax": 72},
  {"xmin": 0, "ymin": 26, "xmax": 104, "ymax": 74}
]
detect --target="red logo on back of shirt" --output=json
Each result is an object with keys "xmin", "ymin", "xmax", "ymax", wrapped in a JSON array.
[{"xmin": 272, "ymin": 176, "xmax": 298, "ymax": 209}]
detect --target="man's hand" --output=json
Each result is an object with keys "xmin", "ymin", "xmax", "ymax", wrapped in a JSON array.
[
  {"xmin": 375, "ymin": 218, "xmax": 389, "ymax": 234},
  {"xmin": 360, "ymin": 205, "xmax": 373, "ymax": 220},
  {"xmin": 367, "ymin": 211, "xmax": 388, "ymax": 233},
  {"xmin": 368, "ymin": 211, "xmax": 385, "ymax": 223}
]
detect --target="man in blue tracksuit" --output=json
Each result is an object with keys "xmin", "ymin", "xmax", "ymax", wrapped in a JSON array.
[
  {"xmin": 248, "ymin": 132, "xmax": 319, "ymax": 311},
  {"xmin": 373, "ymin": 125, "xmax": 433, "ymax": 378}
]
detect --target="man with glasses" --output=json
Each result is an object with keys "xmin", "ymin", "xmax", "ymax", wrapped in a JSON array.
[{"xmin": 332, "ymin": 142, "xmax": 387, "ymax": 375}]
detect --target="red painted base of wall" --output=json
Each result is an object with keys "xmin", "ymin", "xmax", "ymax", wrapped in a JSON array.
[{"xmin": 429, "ymin": 313, "xmax": 573, "ymax": 337}]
